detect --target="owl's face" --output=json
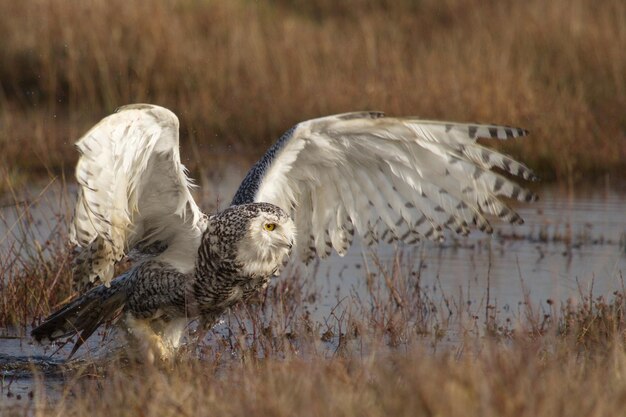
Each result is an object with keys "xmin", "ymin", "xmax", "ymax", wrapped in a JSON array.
[
  {"xmin": 206, "ymin": 203, "xmax": 295, "ymax": 279},
  {"xmin": 235, "ymin": 204, "xmax": 296, "ymax": 278}
]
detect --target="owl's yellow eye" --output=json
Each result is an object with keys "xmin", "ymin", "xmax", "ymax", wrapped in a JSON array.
[{"xmin": 264, "ymin": 223, "xmax": 277, "ymax": 231}]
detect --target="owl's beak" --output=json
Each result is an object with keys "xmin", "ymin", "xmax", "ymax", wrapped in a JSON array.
[
  {"xmin": 280, "ymin": 235, "xmax": 294, "ymax": 250},
  {"xmin": 278, "ymin": 241, "xmax": 293, "ymax": 250}
]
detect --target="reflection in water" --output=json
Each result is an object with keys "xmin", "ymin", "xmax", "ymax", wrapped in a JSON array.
[{"xmin": 302, "ymin": 184, "xmax": 626, "ymax": 321}]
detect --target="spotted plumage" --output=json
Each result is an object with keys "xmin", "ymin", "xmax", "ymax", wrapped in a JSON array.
[
  {"xmin": 33, "ymin": 202, "xmax": 294, "ymax": 359},
  {"xmin": 31, "ymin": 104, "xmax": 537, "ymax": 360}
]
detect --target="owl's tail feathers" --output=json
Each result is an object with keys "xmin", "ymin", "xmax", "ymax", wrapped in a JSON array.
[{"xmin": 31, "ymin": 279, "xmax": 128, "ymax": 358}]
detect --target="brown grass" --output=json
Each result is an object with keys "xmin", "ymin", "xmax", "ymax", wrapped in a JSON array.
[
  {"xmin": 29, "ymin": 342, "xmax": 626, "ymax": 417},
  {"xmin": 2, "ymin": 189, "xmax": 626, "ymax": 415},
  {"xmin": 2, "ymin": 3, "xmax": 626, "ymax": 412},
  {"xmin": 0, "ymin": 180, "xmax": 74, "ymax": 329},
  {"xmin": 3, "ymin": 271, "xmax": 626, "ymax": 417},
  {"xmin": 0, "ymin": 0, "xmax": 625, "ymax": 187}
]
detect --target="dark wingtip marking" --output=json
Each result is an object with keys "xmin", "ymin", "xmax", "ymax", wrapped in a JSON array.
[
  {"xmin": 494, "ymin": 178, "xmax": 505, "ymax": 193},
  {"xmin": 480, "ymin": 149, "xmax": 491, "ymax": 163},
  {"xmin": 502, "ymin": 159, "xmax": 512, "ymax": 173},
  {"xmin": 468, "ymin": 125, "xmax": 478, "ymax": 138},
  {"xmin": 526, "ymin": 192, "xmax": 538, "ymax": 202},
  {"xmin": 488, "ymin": 127, "xmax": 498, "ymax": 138},
  {"xmin": 338, "ymin": 111, "xmax": 385, "ymax": 120}
]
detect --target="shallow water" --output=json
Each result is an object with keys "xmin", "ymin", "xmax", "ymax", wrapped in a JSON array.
[
  {"xmin": 1, "ymin": 179, "xmax": 626, "ymax": 405},
  {"xmin": 2, "ymin": 180, "xmax": 626, "ymax": 325},
  {"xmin": 295, "ymin": 183, "xmax": 625, "ymax": 324}
]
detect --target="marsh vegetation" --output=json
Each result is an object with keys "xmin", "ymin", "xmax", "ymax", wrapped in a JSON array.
[
  {"xmin": 1, "ymin": 0, "xmax": 625, "ymax": 188},
  {"xmin": 1, "ymin": 0, "xmax": 626, "ymax": 416},
  {"xmin": 2, "ymin": 179, "xmax": 626, "ymax": 416}
]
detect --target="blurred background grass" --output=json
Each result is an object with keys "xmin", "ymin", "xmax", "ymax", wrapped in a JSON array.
[{"xmin": 0, "ymin": 0, "xmax": 624, "ymax": 187}]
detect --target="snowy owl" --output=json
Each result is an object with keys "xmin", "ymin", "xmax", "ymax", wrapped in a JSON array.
[{"xmin": 31, "ymin": 104, "xmax": 537, "ymax": 360}]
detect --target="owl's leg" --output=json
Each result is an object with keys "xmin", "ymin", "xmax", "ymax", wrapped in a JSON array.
[
  {"xmin": 123, "ymin": 314, "xmax": 172, "ymax": 363},
  {"xmin": 184, "ymin": 313, "xmax": 220, "ymax": 349},
  {"xmin": 160, "ymin": 317, "xmax": 189, "ymax": 351}
]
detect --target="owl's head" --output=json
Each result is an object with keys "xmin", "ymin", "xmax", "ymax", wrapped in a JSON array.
[{"xmin": 205, "ymin": 202, "xmax": 295, "ymax": 278}]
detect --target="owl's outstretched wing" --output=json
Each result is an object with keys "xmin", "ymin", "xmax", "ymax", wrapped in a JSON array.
[
  {"xmin": 71, "ymin": 104, "xmax": 205, "ymax": 287},
  {"xmin": 231, "ymin": 112, "xmax": 537, "ymax": 262}
]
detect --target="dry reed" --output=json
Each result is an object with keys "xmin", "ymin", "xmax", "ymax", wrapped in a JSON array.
[
  {"xmin": 2, "ymin": 2, "xmax": 626, "ymax": 414},
  {"xmin": 0, "ymin": 0, "xmax": 625, "ymax": 188}
]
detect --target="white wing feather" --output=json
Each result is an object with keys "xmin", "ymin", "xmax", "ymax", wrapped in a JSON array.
[
  {"xmin": 236, "ymin": 112, "xmax": 536, "ymax": 261},
  {"xmin": 70, "ymin": 104, "xmax": 205, "ymax": 286}
]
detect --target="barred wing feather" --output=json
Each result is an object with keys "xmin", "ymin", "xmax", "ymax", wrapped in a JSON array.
[
  {"xmin": 71, "ymin": 104, "xmax": 205, "ymax": 287},
  {"xmin": 231, "ymin": 112, "xmax": 536, "ymax": 262}
]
